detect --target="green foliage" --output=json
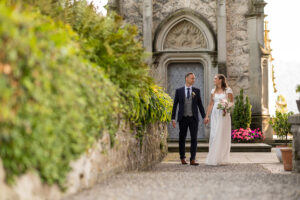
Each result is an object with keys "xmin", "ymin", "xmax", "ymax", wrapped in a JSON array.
[
  {"xmin": 269, "ymin": 111, "xmax": 294, "ymax": 144},
  {"xmin": 0, "ymin": 3, "xmax": 119, "ymax": 188},
  {"xmin": 9, "ymin": 0, "xmax": 172, "ymax": 126},
  {"xmin": 56, "ymin": 1, "xmax": 164, "ymax": 126},
  {"xmin": 0, "ymin": 0, "xmax": 173, "ymax": 189},
  {"xmin": 232, "ymin": 89, "xmax": 252, "ymax": 129},
  {"xmin": 296, "ymin": 84, "xmax": 300, "ymax": 93}
]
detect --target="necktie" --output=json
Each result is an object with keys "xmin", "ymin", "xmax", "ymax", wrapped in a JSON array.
[{"xmin": 187, "ymin": 88, "xmax": 190, "ymax": 99}]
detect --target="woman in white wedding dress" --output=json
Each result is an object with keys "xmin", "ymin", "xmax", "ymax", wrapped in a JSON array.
[{"xmin": 204, "ymin": 74, "xmax": 234, "ymax": 166}]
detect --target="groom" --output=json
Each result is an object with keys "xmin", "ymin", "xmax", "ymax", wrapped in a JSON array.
[{"xmin": 171, "ymin": 72, "xmax": 206, "ymax": 165}]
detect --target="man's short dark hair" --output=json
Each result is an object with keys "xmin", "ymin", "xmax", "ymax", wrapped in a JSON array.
[{"xmin": 185, "ymin": 72, "xmax": 195, "ymax": 79}]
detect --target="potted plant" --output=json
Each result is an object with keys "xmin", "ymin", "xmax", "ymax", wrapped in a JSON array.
[
  {"xmin": 280, "ymin": 143, "xmax": 293, "ymax": 171},
  {"xmin": 296, "ymin": 84, "xmax": 300, "ymax": 112},
  {"xmin": 269, "ymin": 111, "xmax": 293, "ymax": 170}
]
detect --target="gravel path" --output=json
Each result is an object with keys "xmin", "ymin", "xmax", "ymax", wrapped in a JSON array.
[{"xmin": 63, "ymin": 163, "xmax": 300, "ymax": 200}]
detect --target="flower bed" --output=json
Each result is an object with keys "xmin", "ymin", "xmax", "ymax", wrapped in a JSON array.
[{"xmin": 231, "ymin": 128, "xmax": 265, "ymax": 143}]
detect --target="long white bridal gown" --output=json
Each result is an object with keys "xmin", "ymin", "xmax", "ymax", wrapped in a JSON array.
[{"xmin": 206, "ymin": 87, "xmax": 233, "ymax": 166}]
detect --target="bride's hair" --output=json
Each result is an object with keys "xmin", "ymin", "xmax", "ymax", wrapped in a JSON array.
[{"xmin": 216, "ymin": 74, "xmax": 228, "ymax": 91}]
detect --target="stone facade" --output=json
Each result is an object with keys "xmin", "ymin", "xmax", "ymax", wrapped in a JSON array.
[
  {"xmin": 152, "ymin": 0, "xmax": 217, "ymax": 33},
  {"xmin": 289, "ymin": 114, "xmax": 300, "ymax": 173},
  {"xmin": 110, "ymin": 0, "xmax": 217, "ymax": 35},
  {"xmin": 109, "ymin": 0, "xmax": 270, "ymax": 140},
  {"xmin": 226, "ymin": 0, "xmax": 250, "ymax": 95},
  {"xmin": 0, "ymin": 122, "xmax": 168, "ymax": 200}
]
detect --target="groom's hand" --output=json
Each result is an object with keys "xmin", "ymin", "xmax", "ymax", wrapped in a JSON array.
[{"xmin": 172, "ymin": 120, "xmax": 176, "ymax": 128}]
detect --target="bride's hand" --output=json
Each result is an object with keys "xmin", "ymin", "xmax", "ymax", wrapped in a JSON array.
[{"xmin": 204, "ymin": 117, "xmax": 209, "ymax": 124}]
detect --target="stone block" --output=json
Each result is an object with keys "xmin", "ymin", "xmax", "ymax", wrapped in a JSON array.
[
  {"xmin": 0, "ymin": 122, "xmax": 168, "ymax": 200},
  {"xmin": 289, "ymin": 114, "xmax": 300, "ymax": 173}
]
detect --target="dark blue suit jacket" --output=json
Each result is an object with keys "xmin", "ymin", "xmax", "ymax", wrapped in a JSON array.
[{"xmin": 171, "ymin": 87, "xmax": 206, "ymax": 122}]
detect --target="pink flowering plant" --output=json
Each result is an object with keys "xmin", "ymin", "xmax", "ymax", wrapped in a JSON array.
[
  {"xmin": 231, "ymin": 128, "xmax": 265, "ymax": 143},
  {"xmin": 217, "ymin": 98, "xmax": 234, "ymax": 116}
]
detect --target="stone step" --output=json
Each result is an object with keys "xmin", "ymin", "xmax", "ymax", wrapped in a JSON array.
[
  {"xmin": 168, "ymin": 142, "xmax": 272, "ymax": 152},
  {"xmin": 167, "ymin": 138, "xmax": 208, "ymax": 143}
]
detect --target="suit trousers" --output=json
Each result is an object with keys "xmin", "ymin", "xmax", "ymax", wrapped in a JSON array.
[{"xmin": 178, "ymin": 116, "xmax": 198, "ymax": 160}]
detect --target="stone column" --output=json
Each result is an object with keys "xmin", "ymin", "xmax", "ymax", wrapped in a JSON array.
[
  {"xmin": 288, "ymin": 114, "xmax": 300, "ymax": 173},
  {"xmin": 143, "ymin": 0, "xmax": 153, "ymax": 64},
  {"xmin": 217, "ymin": 0, "xmax": 227, "ymax": 76},
  {"xmin": 261, "ymin": 55, "xmax": 272, "ymax": 140},
  {"xmin": 246, "ymin": 0, "xmax": 271, "ymax": 140}
]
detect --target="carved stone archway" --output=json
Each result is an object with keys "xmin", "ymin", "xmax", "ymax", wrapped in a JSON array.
[
  {"xmin": 152, "ymin": 9, "xmax": 217, "ymax": 139},
  {"xmin": 163, "ymin": 20, "xmax": 208, "ymax": 50},
  {"xmin": 155, "ymin": 15, "xmax": 215, "ymax": 51}
]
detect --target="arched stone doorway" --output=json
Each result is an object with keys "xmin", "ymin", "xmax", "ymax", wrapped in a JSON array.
[{"xmin": 152, "ymin": 9, "xmax": 217, "ymax": 140}]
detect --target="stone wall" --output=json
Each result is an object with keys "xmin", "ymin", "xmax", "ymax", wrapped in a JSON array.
[
  {"xmin": 114, "ymin": 0, "xmax": 252, "ymax": 96},
  {"xmin": 152, "ymin": 0, "xmax": 217, "ymax": 33},
  {"xmin": 118, "ymin": 0, "xmax": 144, "ymax": 37},
  {"xmin": 115, "ymin": 0, "xmax": 252, "ymax": 96},
  {"xmin": 226, "ymin": 0, "xmax": 250, "ymax": 96},
  {"xmin": 115, "ymin": 0, "xmax": 217, "ymax": 39},
  {"xmin": 0, "ymin": 122, "xmax": 168, "ymax": 200},
  {"xmin": 110, "ymin": 0, "xmax": 270, "ymax": 138},
  {"xmin": 289, "ymin": 114, "xmax": 300, "ymax": 173}
]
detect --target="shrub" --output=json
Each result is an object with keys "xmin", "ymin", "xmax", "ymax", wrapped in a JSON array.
[
  {"xmin": 0, "ymin": 1, "xmax": 172, "ymax": 189},
  {"xmin": 0, "ymin": 3, "xmax": 119, "ymax": 188},
  {"xmin": 232, "ymin": 89, "xmax": 252, "ymax": 129},
  {"xmin": 269, "ymin": 111, "xmax": 294, "ymax": 145},
  {"xmin": 9, "ymin": 0, "xmax": 172, "ymax": 127},
  {"xmin": 231, "ymin": 128, "xmax": 265, "ymax": 143}
]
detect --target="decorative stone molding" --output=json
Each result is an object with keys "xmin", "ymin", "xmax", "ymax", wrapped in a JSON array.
[
  {"xmin": 247, "ymin": 0, "xmax": 267, "ymax": 17},
  {"xmin": 154, "ymin": 9, "xmax": 216, "ymax": 52},
  {"xmin": 152, "ymin": 1, "xmax": 217, "ymax": 35},
  {"xmin": 163, "ymin": 21, "xmax": 207, "ymax": 50}
]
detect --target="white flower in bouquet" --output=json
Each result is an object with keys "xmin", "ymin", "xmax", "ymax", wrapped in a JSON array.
[{"xmin": 217, "ymin": 98, "xmax": 233, "ymax": 116}]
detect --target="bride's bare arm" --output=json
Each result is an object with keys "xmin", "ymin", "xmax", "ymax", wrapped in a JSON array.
[{"xmin": 228, "ymin": 93, "xmax": 234, "ymax": 103}]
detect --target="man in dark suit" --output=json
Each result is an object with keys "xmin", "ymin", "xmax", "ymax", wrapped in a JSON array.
[{"xmin": 171, "ymin": 72, "xmax": 207, "ymax": 165}]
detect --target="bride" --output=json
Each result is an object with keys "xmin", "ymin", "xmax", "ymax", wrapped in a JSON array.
[{"xmin": 204, "ymin": 74, "xmax": 234, "ymax": 166}]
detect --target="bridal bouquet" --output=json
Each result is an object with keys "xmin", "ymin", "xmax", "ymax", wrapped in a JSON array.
[{"xmin": 217, "ymin": 99, "xmax": 233, "ymax": 116}]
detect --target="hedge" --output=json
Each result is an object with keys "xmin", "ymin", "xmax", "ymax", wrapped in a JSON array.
[
  {"xmin": 0, "ymin": 1, "xmax": 173, "ymax": 189},
  {"xmin": 7, "ymin": 0, "xmax": 173, "ymax": 127},
  {"xmin": 0, "ymin": 3, "xmax": 119, "ymax": 188}
]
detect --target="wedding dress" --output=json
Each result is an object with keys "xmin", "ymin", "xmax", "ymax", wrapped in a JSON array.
[{"xmin": 206, "ymin": 88, "xmax": 233, "ymax": 165}]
